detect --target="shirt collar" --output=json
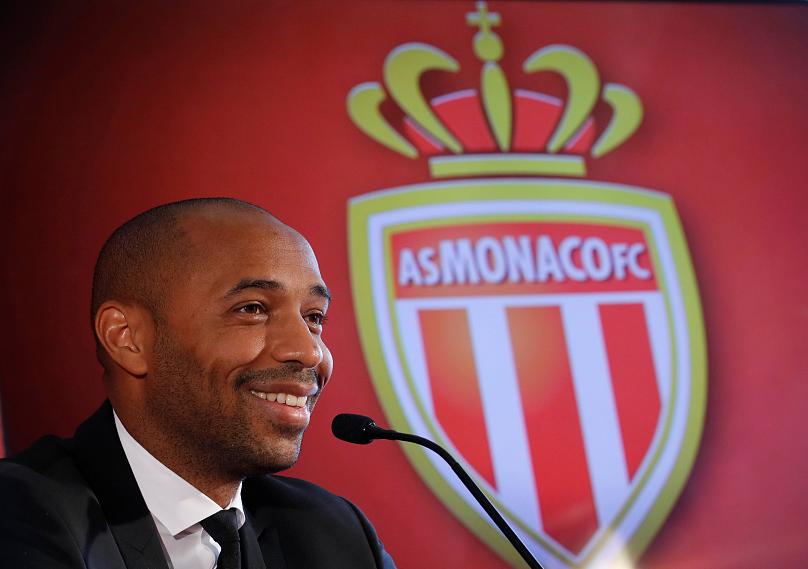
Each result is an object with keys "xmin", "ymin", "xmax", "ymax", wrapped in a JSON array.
[{"xmin": 113, "ymin": 410, "xmax": 245, "ymax": 537}]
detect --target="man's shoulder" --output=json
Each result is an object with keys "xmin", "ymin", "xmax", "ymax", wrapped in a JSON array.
[
  {"xmin": 243, "ymin": 474, "xmax": 396, "ymax": 568},
  {"xmin": 0, "ymin": 434, "xmax": 94, "ymax": 507},
  {"xmin": 2, "ymin": 434, "xmax": 79, "ymax": 482},
  {"xmin": 0, "ymin": 434, "xmax": 122, "ymax": 568},
  {"xmin": 242, "ymin": 473, "xmax": 374, "ymax": 533},
  {"xmin": 243, "ymin": 473, "xmax": 352, "ymax": 509}
]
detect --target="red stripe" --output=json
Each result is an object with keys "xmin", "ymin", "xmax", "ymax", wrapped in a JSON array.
[
  {"xmin": 600, "ymin": 303, "xmax": 661, "ymax": 479},
  {"xmin": 419, "ymin": 309, "xmax": 497, "ymax": 488},
  {"xmin": 508, "ymin": 306, "xmax": 598, "ymax": 554}
]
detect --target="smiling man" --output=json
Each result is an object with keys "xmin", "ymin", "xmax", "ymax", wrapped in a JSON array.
[{"xmin": 0, "ymin": 198, "xmax": 395, "ymax": 569}]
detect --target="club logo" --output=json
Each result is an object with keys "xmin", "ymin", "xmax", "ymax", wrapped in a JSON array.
[{"xmin": 347, "ymin": 3, "xmax": 706, "ymax": 567}]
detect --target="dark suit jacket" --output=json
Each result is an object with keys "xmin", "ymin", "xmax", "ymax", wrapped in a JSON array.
[{"xmin": 0, "ymin": 403, "xmax": 395, "ymax": 569}]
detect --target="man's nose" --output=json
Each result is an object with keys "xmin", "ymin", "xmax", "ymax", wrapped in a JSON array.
[{"xmin": 269, "ymin": 313, "xmax": 323, "ymax": 369}]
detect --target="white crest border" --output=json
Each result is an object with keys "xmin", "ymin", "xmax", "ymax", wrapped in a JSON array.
[{"xmin": 358, "ymin": 180, "xmax": 693, "ymax": 568}]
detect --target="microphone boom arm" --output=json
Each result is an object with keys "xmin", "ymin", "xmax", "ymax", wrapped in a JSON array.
[{"xmin": 365, "ymin": 422, "xmax": 544, "ymax": 569}]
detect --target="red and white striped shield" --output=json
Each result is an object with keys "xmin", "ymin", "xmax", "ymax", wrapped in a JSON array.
[{"xmin": 349, "ymin": 179, "xmax": 706, "ymax": 568}]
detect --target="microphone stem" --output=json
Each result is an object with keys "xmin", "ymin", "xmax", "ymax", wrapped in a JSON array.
[{"xmin": 377, "ymin": 429, "xmax": 544, "ymax": 569}]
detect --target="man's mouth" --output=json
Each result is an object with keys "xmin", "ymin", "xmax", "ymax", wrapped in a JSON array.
[{"xmin": 249, "ymin": 390, "xmax": 308, "ymax": 408}]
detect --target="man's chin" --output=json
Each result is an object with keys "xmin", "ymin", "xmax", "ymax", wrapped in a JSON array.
[
  {"xmin": 246, "ymin": 438, "xmax": 303, "ymax": 475},
  {"xmin": 224, "ymin": 422, "xmax": 306, "ymax": 476},
  {"xmin": 247, "ymin": 455, "xmax": 299, "ymax": 476}
]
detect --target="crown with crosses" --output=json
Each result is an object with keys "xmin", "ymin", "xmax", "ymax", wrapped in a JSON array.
[{"xmin": 347, "ymin": 1, "xmax": 643, "ymax": 178}]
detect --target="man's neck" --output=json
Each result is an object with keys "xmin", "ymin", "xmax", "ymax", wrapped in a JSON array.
[{"xmin": 114, "ymin": 407, "xmax": 241, "ymax": 508}]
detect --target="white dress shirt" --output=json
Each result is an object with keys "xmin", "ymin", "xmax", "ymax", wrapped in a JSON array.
[{"xmin": 114, "ymin": 412, "xmax": 246, "ymax": 569}]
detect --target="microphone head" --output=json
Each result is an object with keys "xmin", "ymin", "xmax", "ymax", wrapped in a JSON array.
[{"xmin": 332, "ymin": 413, "xmax": 378, "ymax": 445}]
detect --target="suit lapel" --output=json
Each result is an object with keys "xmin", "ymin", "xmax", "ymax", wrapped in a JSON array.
[
  {"xmin": 247, "ymin": 502, "xmax": 287, "ymax": 569},
  {"xmin": 72, "ymin": 402, "xmax": 170, "ymax": 569},
  {"xmin": 240, "ymin": 512, "xmax": 269, "ymax": 569}
]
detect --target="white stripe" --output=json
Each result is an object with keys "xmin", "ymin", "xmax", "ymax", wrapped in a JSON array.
[
  {"xmin": 561, "ymin": 299, "xmax": 630, "ymax": 526},
  {"xmin": 396, "ymin": 304, "xmax": 436, "ymax": 415},
  {"xmin": 467, "ymin": 301, "xmax": 543, "ymax": 531},
  {"xmin": 643, "ymin": 294, "xmax": 671, "ymax": 407}
]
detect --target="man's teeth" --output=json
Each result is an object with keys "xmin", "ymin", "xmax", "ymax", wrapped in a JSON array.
[{"xmin": 249, "ymin": 390, "xmax": 308, "ymax": 407}]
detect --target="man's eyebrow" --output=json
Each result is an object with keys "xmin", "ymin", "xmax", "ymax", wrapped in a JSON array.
[
  {"xmin": 224, "ymin": 279, "xmax": 283, "ymax": 298},
  {"xmin": 311, "ymin": 284, "xmax": 331, "ymax": 303},
  {"xmin": 223, "ymin": 279, "xmax": 331, "ymax": 302}
]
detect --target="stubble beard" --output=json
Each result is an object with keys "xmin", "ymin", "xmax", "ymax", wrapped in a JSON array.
[{"xmin": 147, "ymin": 324, "xmax": 309, "ymax": 481}]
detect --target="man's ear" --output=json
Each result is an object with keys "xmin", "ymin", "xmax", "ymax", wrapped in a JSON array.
[{"xmin": 94, "ymin": 301, "xmax": 152, "ymax": 377}]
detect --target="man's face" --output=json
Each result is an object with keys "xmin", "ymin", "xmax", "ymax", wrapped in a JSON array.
[{"xmin": 143, "ymin": 209, "xmax": 332, "ymax": 477}]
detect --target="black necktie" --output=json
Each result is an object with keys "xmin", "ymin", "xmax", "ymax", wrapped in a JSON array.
[{"xmin": 201, "ymin": 508, "xmax": 241, "ymax": 569}]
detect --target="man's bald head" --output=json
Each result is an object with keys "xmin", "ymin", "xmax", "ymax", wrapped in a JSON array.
[{"xmin": 90, "ymin": 197, "xmax": 272, "ymax": 356}]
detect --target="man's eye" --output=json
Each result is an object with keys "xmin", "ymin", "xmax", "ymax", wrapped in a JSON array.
[
  {"xmin": 237, "ymin": 303, "xmax": 266, "ymax": 315},
  {"xmin": 306, "ymin": 313, "xmax": 327, "ymax": 327}
]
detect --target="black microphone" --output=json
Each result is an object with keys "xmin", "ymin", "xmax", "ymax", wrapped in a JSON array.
[
  {"xmin": 331, "ymin": 413, "xmax": 396, "ymax": 444},
  {"xmin": 332, "ymin": 413, "xmax": 544, "ymax": 569}
]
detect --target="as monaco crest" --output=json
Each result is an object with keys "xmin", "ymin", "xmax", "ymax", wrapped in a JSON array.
[{"xmin": 347, "ymin": 4, "xmax": 706, "ymax": 568}]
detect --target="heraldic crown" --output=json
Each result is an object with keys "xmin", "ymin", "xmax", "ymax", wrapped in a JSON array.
[{"xmin": 348, "ymin": 1, "xmax": 643, "ymax": 179}]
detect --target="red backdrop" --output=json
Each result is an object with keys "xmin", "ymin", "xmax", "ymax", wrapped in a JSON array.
[{"xmin": 1, "ymin": 1, "xmax": 807, "ymax": 567}]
